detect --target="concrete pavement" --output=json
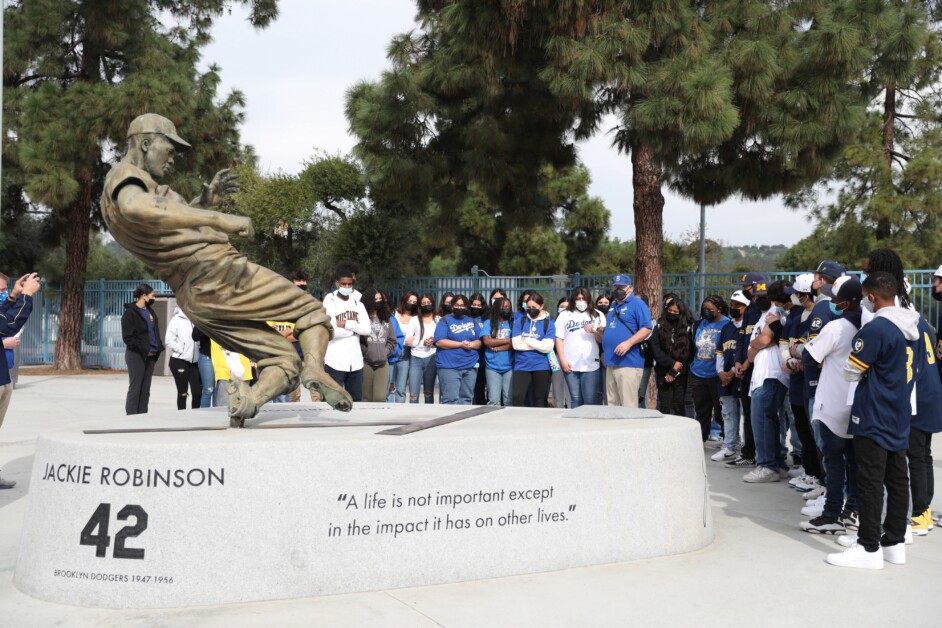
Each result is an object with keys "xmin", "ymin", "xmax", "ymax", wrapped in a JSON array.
[{"xmin": 1, "ymin": 371, "xmax": 940, "ymax": 627}]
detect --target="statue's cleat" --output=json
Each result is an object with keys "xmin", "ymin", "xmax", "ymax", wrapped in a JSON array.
[
  {"xmin": 302, "ymin": 373, "xmax": 353, "ymax": 412},
  {"xmin": 227, "ymin": 380, "xmax": 259, "ymax": 427}
]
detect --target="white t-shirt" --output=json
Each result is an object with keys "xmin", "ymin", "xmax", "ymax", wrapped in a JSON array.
[
  {"xmin": 804, "ymin": 318, "xmax": 856, "ymax": 438},
  {"xmin": 323, "ymin": 292, "xmax": 371, "ymax": 371},
  {"xmin": 405, "ymin": 315, "xmax": 440, "ymax": 359},
  {"xmin": 555, "ymin": 310, "xmax": 604, "ymax": 372},
  {"xmin": 749, "ymin": 312, "xmax": 789, "ymax": 394}
]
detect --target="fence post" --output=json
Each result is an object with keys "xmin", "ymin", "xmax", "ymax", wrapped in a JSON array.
[
  {"xmin": 572, "ymin": 272, "xmax": 581, "ymax": 293},
  {"xmin": 688, "ymin": 272, "xmax": 696, "ymax": 310},
  {"xmin": 471, "ymin": 265, "xmax": 479, "ymax": 295},
  {"xmin": 98, "ymin": 279, "xmax": 105, "ymax": 368}
]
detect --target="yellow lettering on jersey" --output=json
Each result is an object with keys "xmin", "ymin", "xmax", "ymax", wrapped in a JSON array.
[
  {"xmin": 906, "ymin": 347, "xmax": 914, "ymax": 383},
  {"xmin": 926, "ymin": 332, "xmax": 936, "ymax": 365}
]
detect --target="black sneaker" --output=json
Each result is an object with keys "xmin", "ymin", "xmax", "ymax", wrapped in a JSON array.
[
  {"xmin": 800, "ymin": 515, "xmax": 845, "ymax": 534},
  {"xmin": 840, "ymin": 509, "xmax": 859, "ymax": 531},
  {"xmin": 725, "ymin": 456, "xmax": 756, "ymax": 468}
]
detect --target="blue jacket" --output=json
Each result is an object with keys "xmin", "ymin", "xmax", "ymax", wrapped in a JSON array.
[{"xmin": 0, "ymin": 295, "xmax": 33, "ymax": 387}]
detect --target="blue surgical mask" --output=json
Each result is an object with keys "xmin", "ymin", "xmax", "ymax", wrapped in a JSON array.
[
  {"xmin": 0, "ymin": 291, "xmax": 7, "ymax": 302},
  {"xmin": 828, "ymin": 302, "xmax": 841, "ymax": 317},
  {"xmin": 338, "ymin": 287, "xmax": 353, "ymax": 296},
  {"xmin": 775, "ymin": 306, "xmax": 786, "ymax": 317}
]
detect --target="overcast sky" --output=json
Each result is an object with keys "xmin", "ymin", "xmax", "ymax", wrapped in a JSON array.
[{"xmin": 199, "ymin": 0, "xmax": 817, "ymax": 247}]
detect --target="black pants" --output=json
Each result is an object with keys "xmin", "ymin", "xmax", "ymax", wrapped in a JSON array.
[
  {"xmin": 656, "ymin": 371, "xmax": 687, "ymax": 417},
  {"xmin": 691, "ymin": 374, "xmax": 721, "ymax": 442},
  {"xmin": 791, "ymin": 402, "xmax": 822, "ymax": 479},
  {"xmin": 473, "ymin": 359, "xmax": 487, "ymax": 405},
  {"xmin": 126, "ymin": 350, "xmax": 157, "ymax": 415},
  {"xmin": 512, "ymin": 370, "xmax": 551, "ymax": 408},
  {"xmin": 169, "ymin": 357, "xmax": 201, "ymax": 410},
  {"xmin": 908, "ymin": 428, "xmax": 934, "ymax": 515},
  {"xmin": 325, "ymin": 365, "xmax": 364, "ymax": 402},
  {"xmin": 855, "ymin": 436, "xmax": 909, "ymax": 552},
  {"xmin": 739, "ymin": 375, "xmax": 756, "ymax": 459}
]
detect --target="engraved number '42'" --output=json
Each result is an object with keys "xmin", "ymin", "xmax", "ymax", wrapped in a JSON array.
[{"xmin": 80, "ymin": 503, "xmax": 148, "ymax": 559}]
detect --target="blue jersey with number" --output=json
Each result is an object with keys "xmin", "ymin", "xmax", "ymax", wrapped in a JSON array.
[
  {"xmin": 718, "ymin": 319, "xmax": 741, "ymax": 397},
  {"xmin": 602, "ymin": 294, "xmax": 652, "ymax": 368},
  {"xmin": 803, "ymin": 299, "xmax": 839, "ymax": 397},
  {"xmin": 735, "ymin": 302, "xmax": 761, "ymax": 380},
  {"xmin": 847, "ymin": 317, "xmax": 913, "ymax": 451},
  {"xmin": 784, "ymin": 309, "xmax": 811, "ymax": 405},
  {"xmin": 913, "ymin": 316, "xmax": 942, "ymax": 433}
]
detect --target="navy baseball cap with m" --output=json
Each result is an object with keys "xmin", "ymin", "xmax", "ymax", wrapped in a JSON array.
[{"xmin": 742, "ymin": 272, "xmax": 768, "ymax": 294}]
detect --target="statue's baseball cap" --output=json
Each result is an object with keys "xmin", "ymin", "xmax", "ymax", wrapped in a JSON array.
[
  {"xmin": 127, "ymin": 113, "xmax": 191, "ymax": 149},
  {"xmin": 612, "ymin": 274, "xmax": 632, "ymax": 287}
]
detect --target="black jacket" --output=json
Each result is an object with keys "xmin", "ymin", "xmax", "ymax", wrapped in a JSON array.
[{"xmin": 122, "ymin": 302, "xmax": 164, "ymax": 358}]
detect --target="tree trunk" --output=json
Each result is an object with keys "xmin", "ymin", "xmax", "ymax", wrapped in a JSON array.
[
  {"xmin": 631, "ymin": 144, "xmax": 664, "ymax": 409},
  {"xmin": 53, "ymin": 165, "xmax": 93, "ymax": 370},
  {"xmin": 877, "ymin": 83, "xmax": 896, "ymax": 240}
]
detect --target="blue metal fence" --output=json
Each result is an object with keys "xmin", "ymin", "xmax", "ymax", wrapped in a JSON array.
[{"xmin": 16, "ymin": 271, "xmax": 941, "ymax": 367}]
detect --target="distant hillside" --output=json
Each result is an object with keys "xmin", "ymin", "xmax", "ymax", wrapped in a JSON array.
[{"xmin": 718, "ymin": 244, "xmax": 789, "ymax": 273}]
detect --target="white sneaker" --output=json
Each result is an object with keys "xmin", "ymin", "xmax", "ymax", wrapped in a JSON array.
[
  {"xmin": 787, "ymin": 466, "xmax": 806, "ymax": 479},
  {"xmin": 803, "ymin": 486, "xmax": 826, "ymax": 500},
  {"xmin": 743, "ymin": 466, "xmax": 780, "ymax": 483},
  {"xmin": 801, "ymin": 501, "xmax": 825, "ymax": 517},
  {"xmin": 710, "ymin": 447, "xmax": 737, "ymax": 462},
  {"xmin": 905, "ymin": 524, "xmax": 913, "ymax": 545},
  {"xmin": 826, "ymin": 543, "xmax": 883, "ymax": 569},
  {"xmin": 883, "ymin": 542, "xmax": 905, "ymax": 565},
  {"xmin": 837, "ymin": 533, "xmax": 858, "ymax": 547}
]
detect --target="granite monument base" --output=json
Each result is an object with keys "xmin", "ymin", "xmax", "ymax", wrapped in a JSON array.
[{"xmin": 14, "ymin": 403, "xmax": 713, "ymax": 608}]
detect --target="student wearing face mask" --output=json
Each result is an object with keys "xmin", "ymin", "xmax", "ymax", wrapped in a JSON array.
[
  {"xmin": 549, "ymin": 297, "xmax": 572, "ymax": 408},
  {"xmin": 360, "ymin": 288, "xmax": 398, "ymax": 402},
  {"xmin": 803, "ymin": 260, "xmax": 846, "ymax": 421},
  {"xmin": 555, "ymin": 287, "xmax": 605, "ymax": 408},
  {"xmin": 469, "ymin": 292, "xmax": 490, "ymax": 405},
  {"xmin": 713, "ymin": 291, "xmax": 750, "ymax": 462},
  {"xmin": 726, "ymin": 272, "xmax": 767, "ymax": 469},
  {"xmin": 515, "ymin": 291, "xmax": 533, "ymax": 324},
  {"xmin": 434, "ymin": 294, "xmax": 482, "ymax": 404},
  {"xmin": 511, "ymin": 292, "xmax": 556, "ymax": 407},
  {"xmin": 438, "ymin": 292, "xmax": 455, "ymax": 318},
  {"xmin": 386, "ymin": 292, "xmax": 417, "ymax": 403},
  {"xmin": 650, "ymin": 296, "xmax": 694, "ymax": 417},
  {"xmin": 122, "ymin": 283, "xmax": 164, "ymax": 415},
  {"xmin": 405, "ymin": 293, "xmax": 440, "ymax": 404},
  {"xmin": 595, "ymin": 293, "xmax": 611, "ymax": 404},
  {"xmin": 482, "ymin": 297, "xmax": 515, "ymax": 406},
  {"xmin": 323, "ymin": 268, "xmax": 371, "ymax": 402},
  {"xmin": 689, "ymin": 296, "xmax": 729, "ymax": 442}
]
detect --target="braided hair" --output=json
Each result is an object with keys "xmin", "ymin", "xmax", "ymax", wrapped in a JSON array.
[{"xmin": 867, "ymin": 248, "xmax": 910, "ymax": 308}]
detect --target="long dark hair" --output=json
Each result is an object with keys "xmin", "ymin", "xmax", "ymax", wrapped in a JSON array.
[
  {"xmin": 656, "ymin": 296, "xmax": 693, "ymax": 361},
  {"xmin": 362, "ymin": 287, "xmax": 391, "ymax": 322},
  {"xmin": 469, "ymin": 291, "xmax": 488, "ymax": 319},
  {"xmin": 568, "ymin": 286, "xmax": 597, "ymax": 317},
  {"xmin": 438, "ymin": 291, "xmax": 455, "ymax": 317},
  {"xmin": 489, "ymin": 297, "xmax": 512, "ymax": 334},
  {"xmin": 397, "ymin": 290, "xmax": 417, "ymax": 315},
  {"xmin": 133, "ymin": 283, "xmax": 154, "ymax": 300},
  {"xmin": 867, "ymin": 248, "xmax": 910, "ymax": 308}
]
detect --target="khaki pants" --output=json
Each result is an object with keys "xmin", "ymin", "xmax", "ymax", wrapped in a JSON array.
[
  {"xmin": 0, "ymin": 383, "xmax": 12, "ymax": 429},
  {"xmin": 606, "ymin": 367, "xmax": 643, "ymax": 408}
]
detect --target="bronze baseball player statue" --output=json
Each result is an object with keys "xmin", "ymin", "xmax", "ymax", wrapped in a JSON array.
[{"xmin": 101, "ymin": 113, "xmax": 353, "ymax": 426}]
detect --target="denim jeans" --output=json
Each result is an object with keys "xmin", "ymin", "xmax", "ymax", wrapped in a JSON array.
[
  {"xmin": 324, "ymin": 365, "xmax": 363, "ymax": 402},
  {"xmin": 438, "ymin": 367, "xmax": 474, "ymax": 404},
  {"xmin": 408, "ymin": 354, "xmax": 437, "ymax": 403},
  {"xmin": 213, "ymin": 380, "xmax": 230, "ymax": 407},
  {"xmin": 750, "ymin": 379, "xmax": 788, "ymax": 471},
  {"xmin": 386, "ymin": 359, "xmax": 409, "ymax": 403},
  {"xmin": 819, "ymin": 421, "xmax": 858, "ymax": 518},
  {"xmin": 720, "ymin": 395, "xmax": 740, "ymax": 451},
  {"xmin": 564, "ymin": 369, "xmax": 601, "ymax": 408},
  {"xmin": 198, "ymin": 352, "xmax": 215, "ymax": 408},
  {"xmin": 485, "ymin": 368, "xmax": 512, "ymax": 406}
]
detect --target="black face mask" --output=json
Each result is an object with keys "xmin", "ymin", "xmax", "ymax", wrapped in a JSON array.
[
  {"xmin": 500, "ymin": 309, "xmax": 512, "ymax": 319},
  {"xmin": 701, "ymin": 310, "xmax": 716, "ymax": 322},
  {"xmin": 755, "ymin": 296, "xmax": 772, "ymax": 312},
  {"xmin": 296, "ymin": 283, "xmax": 308, "ymax": 291},
  {"xmin": 375, "ymin": 300, "xmax": 385, "ymax": 309},
  {"xmin": 729, "ymin": 307, "xmax": 743, "ymax": 318},
  {"xmin": 442, "ymin": 303, "xmax": 453, "ymax": 314},
  {"xmin": 452, "ymin": 307, "xmax": 467, "ymax": 318},
  {"xmin": 470, "ymin": 306, "xmax": 483, "ymax": 317},
  {"xmin": 420, "ymin": 304, "xmax": 434, "ymax": 314},
  {"xmin": 665, "ymin": 313, "xmax": 679, "ymax": 324},
  {"xmin": 405, "ymin": 302, "xmax": 418, "ymax": 314},
  {"xmin": 527, "ymin": 307, "xmax": 541, "ymax": 319},
  {"xmin": 597, "ymin": 304, "xmax": 609, "ymax": 314},
  {"xmin": 612, "ymin": 288, "xmax": 628, "ymax": 301},
  {"xmin": 933, "ymin": 289, "xmax": 942, "ymax": 302},
  {"xmin": 742, "ymin": 287, "xmax": 753, "ymax": 300}
]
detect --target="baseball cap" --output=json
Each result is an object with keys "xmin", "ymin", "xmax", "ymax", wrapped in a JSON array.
[
  {"xmin": 784, "ymin": 272, "xmax": 814, "ymax": 295},
  {"xmin": 933, "ymin": 265, "xmax": 942, "ymax": 278},
  {"xmin": 612, "ymin": 274, "xmax": 632, "ymax": 287},
  {"xmin": 820, "ymin": 275, "xmax": 862, "ymax": 301},
  {"xmin": 127, "ymin": 113, "xmax": 191, "ymax": 149},
  {"xmin": 730, "ymin": 290, "xmax": 750, "ymax": 306},
  {"xmin": 741, "ymin": 272, "xmax": 768, "ymax": 294},
  {"xmin": 815, "ymin": 260, "xmax": 846, "ymax": 281}
]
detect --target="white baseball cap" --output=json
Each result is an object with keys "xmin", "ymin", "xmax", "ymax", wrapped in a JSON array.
[
  {"xmin": 730, "ymin": 290, "xmax": 750, "ymax": 306},
  {"xmin": 934, "ymin": 265, "xmax": 942, "ymax": 278}
]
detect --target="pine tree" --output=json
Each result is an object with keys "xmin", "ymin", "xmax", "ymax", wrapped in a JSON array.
[{"xmin": 2, "ymin": 0, "xmax": 276, "ymax": 368}]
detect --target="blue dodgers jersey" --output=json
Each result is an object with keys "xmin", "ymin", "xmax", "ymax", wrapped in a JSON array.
[
  {"xmin": 433, "ymin": 315, "xmax": 480, "ymax": 370},
  {"xmin": 847, "ymin": 317, "xmax": 913, "ymax": 451},
  {"xmin": 913, "ymin": 316, "xmax": 942, "ymax": 433},
  {"xmin": 803, "ymin": 299, "xmax": 839, "ymax": 395},
  {"xmin": 602, "ymin": 295, "xmax": 652, "ymax": 368},
  {"xmin": 482, "ymin": 319, "xmax": 513, "ymax": 373},
  {"xmin": 511, "ymin": 315, "xmax": 555, "ymax": 372}
]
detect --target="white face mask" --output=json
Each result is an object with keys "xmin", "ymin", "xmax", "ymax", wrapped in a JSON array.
[
  {"xmin": 790, "ymin": 294, "xmax": 802, "ymax": 307},
  {"xmin": 575, "ymin": 300, "xmax": 588, "ymax": 312}
]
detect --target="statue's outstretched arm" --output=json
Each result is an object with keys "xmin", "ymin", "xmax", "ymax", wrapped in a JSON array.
[{"xmin": 116, "ymin": 183, "xmax": 254, "ymax": 238}]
